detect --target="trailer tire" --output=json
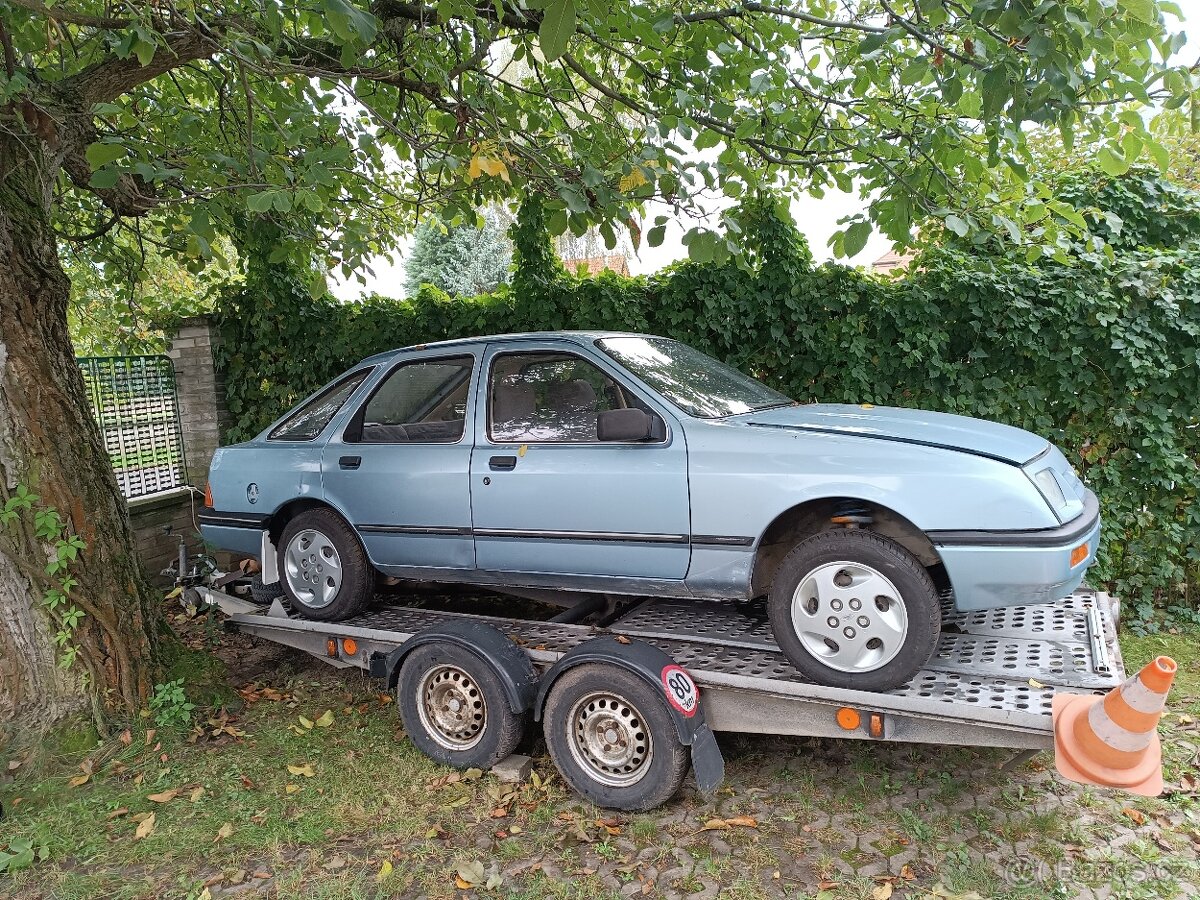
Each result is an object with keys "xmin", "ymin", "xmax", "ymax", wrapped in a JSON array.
[
  {"xmin": 543, "ymin": 664, "xmax": 689, "ymax": 811},
  {"xmin": 768, "ymin": 529, "xmax": 940, "ymax": 691},
  {"xmin": 277, "ymin": 509, "xmax": 372, "ymax": 621},
  {"xmin": 398, "ymin": 643, "xmax": 525, "ymax": 770}
]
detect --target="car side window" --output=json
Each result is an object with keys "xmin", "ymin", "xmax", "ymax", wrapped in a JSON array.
[
  {"xmin": 269, "ymin": 370, "xmax": 371, "ymax": 441},
  {"xmin": 488, "ymin": 351, "xmax": 659, "ymax": 443},
  {"xmin": 348, "ymin": 355, "xmax": 474, "ymax": 444}
]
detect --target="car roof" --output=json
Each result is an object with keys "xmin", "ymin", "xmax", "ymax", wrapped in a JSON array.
[{"xmin": 355, "ymin": 331, "xmax": 654, "ymax": 366}]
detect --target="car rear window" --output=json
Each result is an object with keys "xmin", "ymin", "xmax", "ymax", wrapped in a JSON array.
[{"xmin": 268, "ymin": 370, "xmax": 371, "ymax": 441}]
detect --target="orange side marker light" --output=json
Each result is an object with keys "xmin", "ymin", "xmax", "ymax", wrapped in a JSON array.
[
  {"xmin": 342, "ymin": 638, "xmax": 358, "ymax": 657},
  {"xmin": 1070, "ymin": 542, "xmax": 1089, "ymax": 567},
  {"xmin": 836, "ymin": 707, "xmax": 861, "ymax": 731}
]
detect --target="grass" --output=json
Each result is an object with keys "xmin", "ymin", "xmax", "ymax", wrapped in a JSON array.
[{"xmin": 2, "ymin": 625, "xmax": 1199, "ymax": 898}]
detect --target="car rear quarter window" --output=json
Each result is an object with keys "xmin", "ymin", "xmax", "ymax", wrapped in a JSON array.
[
  {"xmin": 268, "ymin": 370, "xmax": 371, "ymax": 441},
  {"xmin": 347, "ymin": 356, "xmax": 474, "ymax": 443}
]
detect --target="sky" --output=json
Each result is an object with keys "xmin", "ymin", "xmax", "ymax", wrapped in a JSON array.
[{"xmin": 332, "ymin": 0, "xmax": 1199, "ymax": 300}]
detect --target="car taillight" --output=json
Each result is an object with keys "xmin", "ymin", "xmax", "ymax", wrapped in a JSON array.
[{"xmin": 203, "ymin": 483, "xmax": 213, "ymax": 508}]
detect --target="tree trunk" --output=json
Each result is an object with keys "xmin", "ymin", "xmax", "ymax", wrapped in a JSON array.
[{"xmin": 0, "ymin": 131, "xmax": 159, "ymax": 743}]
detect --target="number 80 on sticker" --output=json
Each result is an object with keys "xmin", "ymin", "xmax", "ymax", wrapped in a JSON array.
[{"xmin": 660, "ymin": 664, "xmax": 699, "ymax": 717}]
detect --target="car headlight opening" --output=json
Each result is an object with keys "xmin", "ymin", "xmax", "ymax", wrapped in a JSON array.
[{"xmin": 1034, "ymin": 467, "xmax": 1067, "ymax": 509}]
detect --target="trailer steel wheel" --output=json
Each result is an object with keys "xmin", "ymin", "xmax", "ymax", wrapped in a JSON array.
[
  {"xmin": 398, "ymin": 643, "xmax": 525, "ymax": 769},
  {"xmin": 544, "ymin": 664, "xmax": 689, "ymax": 811}
]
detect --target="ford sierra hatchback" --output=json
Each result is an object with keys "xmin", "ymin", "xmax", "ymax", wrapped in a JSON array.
[{"xmin": 200, "ymin": 332, "xmax": 1100, "ymax": 690}]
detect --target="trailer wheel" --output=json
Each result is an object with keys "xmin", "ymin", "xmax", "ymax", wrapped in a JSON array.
[
  {"xmin": 768, "ymin": 529, "xmax": 940, "ymax": 691},
  {"xmin": 398, "ymin": 643, "xmax": 525, "ymax": 770},
  {"xmin": 543, "ymin": 664, "xmax": 689, "ymax": 811}
]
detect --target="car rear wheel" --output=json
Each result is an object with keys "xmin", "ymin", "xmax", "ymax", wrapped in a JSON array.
[
  {"xmin": 277, "ymin": 509, "xmax": 373, "ymax": 621},
  {"xmin": 767, "ymin": 529, "xmax": 940, "ymax": 691}
]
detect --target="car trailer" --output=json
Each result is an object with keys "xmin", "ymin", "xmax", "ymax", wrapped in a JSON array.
[{"xmin": 205, "ymin": 587, "xmax": 1123, "ymax": 811}]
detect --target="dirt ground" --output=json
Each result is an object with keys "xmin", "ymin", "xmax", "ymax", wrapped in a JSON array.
[{"xmin": 1, "ymin": 596, "xmax": 1198, "ymax": 900}]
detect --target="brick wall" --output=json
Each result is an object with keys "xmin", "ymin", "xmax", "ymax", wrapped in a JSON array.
[{"xmin": 129, "ymin": 316, "xmax": 231, "ymax": 584}]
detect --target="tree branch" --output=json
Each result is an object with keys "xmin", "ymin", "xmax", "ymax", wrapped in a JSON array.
[
  {"xmin": 6, "ymin": 0, "xmax": 133, "ymax": 29},
  {"xmin": 66, "ymin": 27, "xmax": 221, "ymax": 106}
]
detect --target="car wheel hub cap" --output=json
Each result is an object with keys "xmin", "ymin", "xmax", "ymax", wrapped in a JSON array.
[
  {"xmin": 284, "ymin": 530, "xmax": 342, "ymax": 608},
  {"xmin": 567, "ymin": 692, "xmax": 652, "ymax": 788},
  {"xmin": 417, "ymin": 665, "xmax": 486, "ymax": 750},
  {"xmin": 791, "ymin": 560, "xmax": 909, "ymax": 674}
]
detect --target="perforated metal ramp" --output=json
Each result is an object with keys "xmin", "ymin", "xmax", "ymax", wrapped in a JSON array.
[{"xmin": 225, "ymin": 588, "xmax": 1122, "ymax": 750}]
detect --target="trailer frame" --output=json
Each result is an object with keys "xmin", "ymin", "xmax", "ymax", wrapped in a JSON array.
[{"xmin": 208, "ymin": 586, "xmax": 1121, "ymax": 764}]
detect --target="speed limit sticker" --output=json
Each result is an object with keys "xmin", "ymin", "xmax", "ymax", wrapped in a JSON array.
[{"xmin": 661, "ymin": 664, "xmax": 699, "ymax": 717}]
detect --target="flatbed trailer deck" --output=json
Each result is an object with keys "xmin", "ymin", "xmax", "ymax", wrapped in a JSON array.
[{"xmin": 215, "ymin": 588, "xmax": 1121, "ymax": 764}]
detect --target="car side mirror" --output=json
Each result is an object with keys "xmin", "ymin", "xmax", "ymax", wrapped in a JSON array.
[{"xmin": 597, "ymin": 408, "xmax": 656, "ymax": 442}]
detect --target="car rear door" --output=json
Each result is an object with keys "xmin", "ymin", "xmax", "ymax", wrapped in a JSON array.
[
  {"xmin": 468, "ymin": 339, "xmax": 691, "ymax": 580},
  {"xmin": 321, "ymin": 351, "xmax": 479, "ymax": 570}
]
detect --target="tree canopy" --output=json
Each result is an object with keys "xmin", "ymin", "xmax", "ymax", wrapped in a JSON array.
[
  {"xmin": 3, "ymin": 0, "xmax": 1191, "ymax": 292},
  {"xmin": 403, "ymin": 206, "xmax": 513, "ymax": 296}
]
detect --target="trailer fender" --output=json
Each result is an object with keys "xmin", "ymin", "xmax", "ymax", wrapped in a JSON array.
[
  {"xmin": 535, "ymin": 636, "xmax": 725, "ymax": 794},
  {"xmin": 369, "ymin": 621, "xmax": 538, "ymax": 715}
]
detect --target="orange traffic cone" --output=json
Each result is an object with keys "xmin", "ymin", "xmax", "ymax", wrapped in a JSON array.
[{"xmin": 1052, "ymin": 656, "xmax": 1177, "ymax": 796}]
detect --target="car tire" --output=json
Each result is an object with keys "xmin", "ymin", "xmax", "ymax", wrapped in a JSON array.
[
  {"xmin": 543, "ymin": 664, "xmax": 690, "ymax": 811},
  {"xmin": 767, "ymin": 529, "xmax": 941, "ymax": 692},
  {"xmin": 249, "ymin": 574, "xmax": 285, "ymax": 605},
  {"xmin": 398, "ymin": 643, "xmax": 526, "ymax": 770},
  {"xmin": 277, "ymin": 508, "xmax": 373, "ymax": 621}
]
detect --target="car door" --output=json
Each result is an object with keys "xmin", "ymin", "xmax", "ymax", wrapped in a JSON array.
[
  {"xmin": 322, "ymin": 351, "xmax": 479, "ymax": 570},
  {"xmin": 469, "ymin": 339, "xmax": 691, "ymax": 580}
]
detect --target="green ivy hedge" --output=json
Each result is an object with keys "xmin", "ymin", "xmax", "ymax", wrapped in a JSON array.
[{"xmin": 215, "ymin": 175, "xmax": 1200, "ymax": 618}]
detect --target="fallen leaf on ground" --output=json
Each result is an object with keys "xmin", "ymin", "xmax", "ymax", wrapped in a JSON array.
[
  {"xmin": 324, "ymin": 855, "xmax": 346, "ymax": 870},
  {"xmin": 147, "ymin": 789, "xmax": 179, "ymax": 803},
  {"xmin": 457, "ymin": 859, "xmax": 486, "ymax": 886},
  {"xmin": 1122, "ymin": 807, "xmax": 1146, "ymax": 825},
  {"xmin": 288, "ymin": 763, "xmax": 315, "ymax": 778},
  {"xmin": 376, "ymin": 859, "xmax": 393, "ymax": 882},
  {"xmin": 213, "ymin": 822, "xmax": 234, "ymax": 843},
  {"xmin": 117, "ymin": 729, "xmax": 132, "ymax": 746},
  {"xmin": 144, "ymin": 729, "xmax": 156, "ymax": 746},
  {"xmin": 285, "ymin": 783, "xmax": 301, "ymax": 794},
  {"xmin": 700, "ymin": 815, "xmax": 757, "ymax": 831},
  {"xmin": 69, "ymin": 772, "xmax": 91, "ymax": 787},
  {"xmin": 106, "ymin": 807, "xmax": 129, "ymax": 820},
  {"xmin": 314, "ymin": 710, "xmax": 334, "ymax": 727},
  {"xmin": 872, "ymin": 882, "xmax": 893, "ymax": 900},
  {"xmin": 615, "ymin": 635, "xmax": 631, "ymax": 644},
  {"xmin": 298, "ymin": 715, "xmax": 313, "ymax": 730},
  {"xmin": 135, "ymin": 812, "xmax": 156, "ymax": 840},
  {"xmin": 189, "ymin": 786, "xmax": 205, "ymax": 802},
  {"xmin": 1028, "ymin": 677, "xmax": 1045, "ymax": 688}
]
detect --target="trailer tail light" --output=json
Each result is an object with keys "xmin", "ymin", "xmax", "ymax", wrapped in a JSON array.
[
  {"xmin": 341, "ymin": 638, "xmax": 358, "ymax": 656},
  {"xmin": 326, "ymin": 639, "xmax": 338, "ymax": 658},
  {"xmin": 203, "ymin": 483, "xmax": 213, "ymax": 508},
  {"xmin": 1070, "ymin": 542, "xmax": 1089, "ymax": 568},
  {"xmin": 869, "ymin": 713, "xmax": 884, "ymax": 738},
  {"xmin": 836, "ymin": 707, "xmax": 860, "ymax": 731}
]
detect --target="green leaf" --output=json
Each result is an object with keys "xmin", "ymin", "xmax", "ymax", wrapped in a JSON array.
[
  {"xmin": 1124, "ymin": 0, "xmax": 1158, "ymax": 23},
  {"xmin": 647, "ymin": 224, "xmax": 666, "ymax": 247},
  {"xmin": 85, "ymin": 142, "xmax": 127, "ymax": 169},
  {"xmin": 539, "ymin": 0, "xmax": 576, "ymax": 62},
  {"xmin": 1097, "ymin": 146, "xmax": 1130, "ymax": 177},
  {"xmin": 843, "ymin": 221, "xmax": 871, "ymax": 257},
  {"xmin": 944, "ymin": 214, "xmax": 969, "ymax": 237}
]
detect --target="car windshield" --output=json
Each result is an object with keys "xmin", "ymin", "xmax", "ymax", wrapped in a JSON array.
[{"xmin": 597, "ymin": 336, "xmax": 793, "ymax": 418}]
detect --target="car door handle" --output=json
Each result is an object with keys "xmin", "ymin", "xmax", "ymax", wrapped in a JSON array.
[
  {"xmin": 489, "ymin": 455, "xmax": 517, "ymax": 471},
  {"xmin": 339, "ymin": 455, "xmax": 362, "ymax": 470}
]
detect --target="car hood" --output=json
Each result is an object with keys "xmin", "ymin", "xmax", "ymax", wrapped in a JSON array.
[{"xmin": 737, "ymin": 403, "xmax": 1048, "ymax": 465}]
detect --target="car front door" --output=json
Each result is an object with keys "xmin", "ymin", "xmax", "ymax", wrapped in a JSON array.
[
  {"xmin": 322, "ymin": 351, "xmax": 479, "ymax": 570},
  {"xmin": 469, "ymin": 340, "xmax": 691, "ymax": 581}
]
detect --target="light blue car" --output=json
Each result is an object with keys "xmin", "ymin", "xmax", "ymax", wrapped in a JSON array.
[{"xmin": 200, "ymin": 332, "xmax": 1100, "ymax": 690}]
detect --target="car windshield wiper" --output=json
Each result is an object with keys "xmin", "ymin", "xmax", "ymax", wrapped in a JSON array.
[{"xmin": 750, "ymin": 401, "xmax": 795, "ymax": 412}]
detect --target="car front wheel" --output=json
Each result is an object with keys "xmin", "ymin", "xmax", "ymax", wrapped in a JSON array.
[
  {"xmin": 767, "ymin": 529, "xmax": 940, "ymax": 691},
  {"xmin": 277, "ymin": 509, "xmax": 373, "ymax": 621}
]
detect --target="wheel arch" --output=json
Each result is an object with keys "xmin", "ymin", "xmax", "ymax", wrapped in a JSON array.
[
  {"xmin": 265, "ymin": 497, "xmax": 347, "ymax": 547},
  {"xmin": 751, "ymin": 497, "xmax": 947, "ymax": 597}
]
